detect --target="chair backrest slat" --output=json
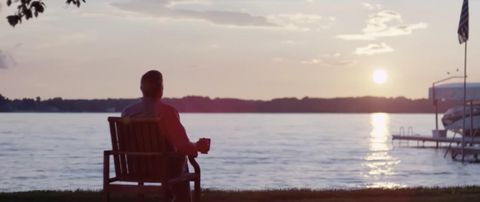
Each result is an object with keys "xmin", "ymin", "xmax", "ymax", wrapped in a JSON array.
[
  {"xmin": 141, "ymin": 123, "xmax": 154, "ymax": 178},
  {"xmin": 114, "ymin": 122, "xmax": 128, "ymax": 176},
  {"xmin": 107, "ymin": 117, "xmax": 171, "ymax": 182},
  {"xmin": 108, "ymin": 120, "xmax": 122, "ymax": 177},
  {"xmin": 134, "ymin": 122, "xmax": 146, "ymax": 178}
]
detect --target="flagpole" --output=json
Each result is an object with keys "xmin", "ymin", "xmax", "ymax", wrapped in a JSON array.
[
  {"xmin": 462, "ymin": 41, "xmax": 467, "ymax": 162},
  {"xmin": 457, "ymin": 0, "xmax": 469, "ymax": 162}
]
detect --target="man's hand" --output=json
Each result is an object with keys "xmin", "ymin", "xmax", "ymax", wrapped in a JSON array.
[{"xmin": 195, "ymin": 138, "xmax": 210, "ymax": 154}]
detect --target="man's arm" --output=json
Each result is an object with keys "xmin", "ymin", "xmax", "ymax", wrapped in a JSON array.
[{"xmin": 162, "ymin": 107, "xmax": 198, "ymax": 156}]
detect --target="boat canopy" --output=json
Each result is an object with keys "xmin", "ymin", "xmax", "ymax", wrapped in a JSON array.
[{"xmin": 429, "ymin": 82, "xmax": 480, "ymax": 101}]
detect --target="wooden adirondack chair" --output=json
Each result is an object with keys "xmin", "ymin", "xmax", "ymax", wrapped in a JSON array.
[{"xmin": 104, "ymin": 117, "xmax": 201, "ymax": 202}]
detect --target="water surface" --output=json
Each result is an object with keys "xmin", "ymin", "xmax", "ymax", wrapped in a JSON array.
[{"xmin": 0, "ymin": 113, "xmax": 478, "ymax": 191}]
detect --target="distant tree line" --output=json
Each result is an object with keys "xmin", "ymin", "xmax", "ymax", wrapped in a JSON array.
[{"xmin": 0, "ymin": 94, "xmax": 456, "ymax": 113}]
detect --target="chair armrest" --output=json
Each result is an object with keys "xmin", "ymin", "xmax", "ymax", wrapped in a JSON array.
[
  {"xmin": 168, "ymin": 156, "xmax": 200, "ymax": 184},
  {"xmin": 188, "ymin": 155, "xmax": 201, "ymax": 202},
  {"xmin": 103, "ymin": 150, "xmax": 111, "ymax": 188},
  {"xmin": 106, "ymin": 151, "xmax": 166, "ymax": 156},
  {"xmin": 188, "ymin": 155, "xmax": 201, "ymax": 174},
  {"xmin": 167, "ymin": 173, "xmax": 198, "ymax": 185},
  {"xmin": 103, "ymin": 150, "xmax": 188, "ymax": 159}
]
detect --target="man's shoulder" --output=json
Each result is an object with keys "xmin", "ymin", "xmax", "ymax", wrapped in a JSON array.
[
  {"xmin": 121, "ymin": 98, "xmax": 143, "ymax": 117},
  {"xmin": 121, "ymin": 98, "xmax": 179, "ymax": 118},
  {"xmin": 156, "ymin": 102, "xmax": 179, "ymax": 115}
]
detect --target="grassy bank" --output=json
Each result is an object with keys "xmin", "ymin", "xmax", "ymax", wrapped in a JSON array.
[{"xmin": 2, "ymin": 187, "xmax": 480, "ymax": 202}]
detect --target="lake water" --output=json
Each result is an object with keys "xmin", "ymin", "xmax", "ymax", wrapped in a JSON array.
[{"xmin": 1, "ymin": 113, "xmax": 480, "ymax": 192}]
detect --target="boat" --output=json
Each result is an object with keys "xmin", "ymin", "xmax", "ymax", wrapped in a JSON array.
[
  {"xmin": 441, "ymin": 105, "xmax": 480, "ymax": 136},
  {"xmin": 429, "ymin": 82, "xmax": 480, "ymax": 136}
]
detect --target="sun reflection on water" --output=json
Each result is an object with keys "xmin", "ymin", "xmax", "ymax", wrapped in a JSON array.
[{"xmin": 364, "ymin": 113, "xmax": 403, "ymax": 188}]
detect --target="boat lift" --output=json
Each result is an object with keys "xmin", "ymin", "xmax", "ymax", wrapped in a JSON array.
[{"xmin": 392, "ymin": 80, "xmax": 480, "ymax": 161}]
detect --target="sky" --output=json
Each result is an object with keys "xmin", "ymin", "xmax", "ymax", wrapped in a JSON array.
[{"xmin": 1, "ymin": 0, "xmax": 480, "ymax": 100}]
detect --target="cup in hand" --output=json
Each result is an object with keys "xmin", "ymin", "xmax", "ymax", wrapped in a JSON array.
[{"xmin": 198, "ymin": 138, "xmax": 211, "ymax": 154}]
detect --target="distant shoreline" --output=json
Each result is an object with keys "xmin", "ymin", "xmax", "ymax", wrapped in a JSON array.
[{"xmin": 0, "ymin": 94, "xmax": 457, "ymax": 113}]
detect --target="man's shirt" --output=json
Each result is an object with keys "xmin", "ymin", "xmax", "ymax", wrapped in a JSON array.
[{"xmin": 121, "ymin": 97, "xmax": 193, "ymax": 154}]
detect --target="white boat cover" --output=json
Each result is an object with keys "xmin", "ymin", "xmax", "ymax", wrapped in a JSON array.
[{"xmin": 429, "ymin": 82, "xmax": 480, "ymax": 101}]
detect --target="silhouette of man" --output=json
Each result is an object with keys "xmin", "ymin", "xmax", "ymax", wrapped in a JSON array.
[{"xmin": 122, "ymin": 70, "xmax": 209, "ymax": 202}]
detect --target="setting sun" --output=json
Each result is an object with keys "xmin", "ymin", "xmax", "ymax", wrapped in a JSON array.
[{"xmin": 372, "ymin": 69, "xmax": 388, "ymax": 84}]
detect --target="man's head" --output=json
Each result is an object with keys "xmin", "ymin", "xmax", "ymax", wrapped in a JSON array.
[{"xmin": 140, "ymin": 70, "xmax": 163, "ymax": 98}]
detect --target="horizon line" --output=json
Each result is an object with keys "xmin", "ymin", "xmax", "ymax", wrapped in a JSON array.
[{"xmin": 1, "ymin": 94, "xmax": 431, "ymax": 101}]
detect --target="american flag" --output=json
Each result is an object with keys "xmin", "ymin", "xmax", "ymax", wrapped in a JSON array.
[{"xmin": 458, "ymin": 0, "xmax": 469, "ymax": 44}]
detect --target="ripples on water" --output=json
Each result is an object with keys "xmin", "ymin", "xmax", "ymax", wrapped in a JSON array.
[{"xmin": 0, "ymin": 113, "xmax": 479, "ymax": 192}]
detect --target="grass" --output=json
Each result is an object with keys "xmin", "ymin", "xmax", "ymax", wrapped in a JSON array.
[{"xmin": 2, "ymin": 187, "xmax": 480, "ymax": 202}]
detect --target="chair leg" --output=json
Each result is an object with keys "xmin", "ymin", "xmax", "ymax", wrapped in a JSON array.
[
  {"xmin": 137, "ymin": 182, "xmax": 145, "ymax": 202},
  {"xmin": 193, "ymin": 179, "xmax": 201, "ymax": 202},
  {"xmin": 164, "ymin": 187, "xmax": 173, "ymax": 202},
  {"xmin": 103, "ymin": 189, "xmax": 110, "ymax": 202},
  {"xmin": 103, "ymin": 152, "xmax": 110, "ymax": 202}
]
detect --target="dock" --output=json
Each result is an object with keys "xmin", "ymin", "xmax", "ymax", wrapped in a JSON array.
[
  {"xmin": 392, "ymin": 134, "xmax": 480, "ymax": 161},
  {"xmin": 449, "ymin": 146, "xmax": 480, "ymax": 160},
  {"xmin": 392, "ymin": 134, "xmax": 480, "ymax": 145}
]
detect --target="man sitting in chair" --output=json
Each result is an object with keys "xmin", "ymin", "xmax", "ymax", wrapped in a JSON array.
[{"xmin": 122, "ymin": 70, "xmax": 209, "ymax": 202}]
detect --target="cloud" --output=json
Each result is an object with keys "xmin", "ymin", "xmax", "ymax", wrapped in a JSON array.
[
  {"xmin": 0, "ymin": 50, "xmax": 16, "ymax": 69},
  {"xmin": 301, "ymin": 58, "xmax": 322, "ymax": 65},
  {"xmin": 268, "ymin": 14, "xmax": 336, "ymax": 31},
  {"xmin": 271, "ymin": 57, "xmax": 284, "ymax": 63},
  {"xmin": 280, "ymin": 40, "xmax": 299, "ymax": 45},
  {"xmin": 111, "ymin": 0, "xmax": 276, "ymax": 27},
  {"xmin": 355, "ymin": 43, "xmax": 393, "ymax": 55},
  {"xmin": 208, "ymin": 43, "xmax": 220, "ymax": 49},
  {"xmin": 337, "ymin": 10, "xmax": 427, "ymax": 40},
  {"xmin": 301, "ymin": 53, "xmax": 355, "ymax": 66},
  {"xmin": 34, "ymin": 33, "xmax": 94, "ymax": 49},
  {"xmin": 362, "ymin": 2, "xmax": 382, "ymax": 10},
  {"xmin": 14, "ymin": 43, "xmax": 23, "ymax": 48},
  {"xmin": 111, "ymin": 0, "xmax": 335, "ymax": 31},
  {"xmin": 165, "ymin": 0, "xmax": 212, "ymax": 8}
]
